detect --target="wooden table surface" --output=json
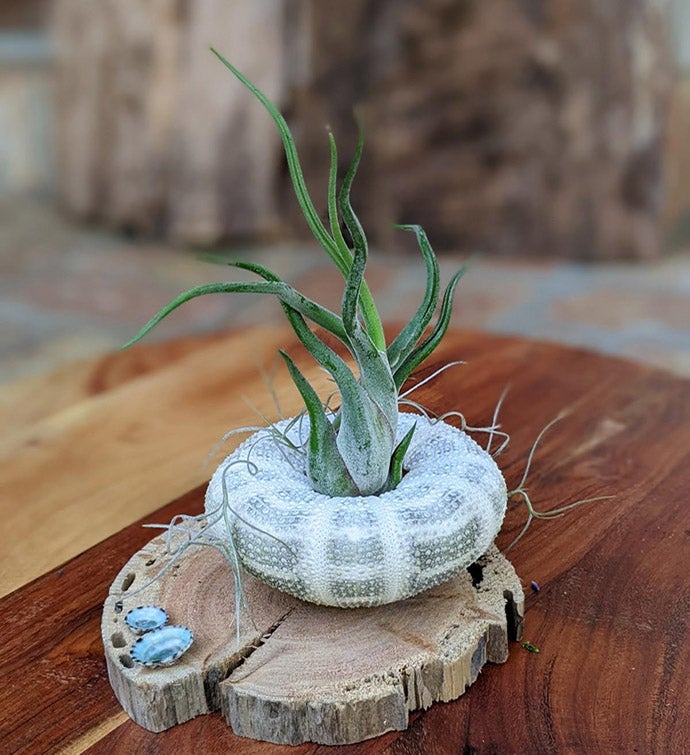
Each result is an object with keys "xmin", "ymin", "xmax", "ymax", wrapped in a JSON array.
[{"xmin": 2, "ymin": 325, "xmax": 689, "ymax": 754}]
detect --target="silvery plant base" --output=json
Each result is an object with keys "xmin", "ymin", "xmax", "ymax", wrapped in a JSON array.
[{"xmin": 102, "ymin": 533, "xmax": 524, "ymax": 746}]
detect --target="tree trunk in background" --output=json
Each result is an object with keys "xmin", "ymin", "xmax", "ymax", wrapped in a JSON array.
[
  {"xmin": 294, "ymin": 0, "xmax": 674, "ymax": 259},
  {"xmin": 169, "ymin": 1, "xmax": 291, "ymax": 243},
  {"xmin": 52, "ymin": 0, "xmax": 674, "ymax": 258},
  {"xmin": 53, "ymin": 0, "xmax": 288, "ymax": 243}
]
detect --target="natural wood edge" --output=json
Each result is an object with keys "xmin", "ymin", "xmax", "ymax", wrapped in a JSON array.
[
  {"xmin": 220, "ymin": 546, "xmax": 524, "ymax": 745},
  {"xmin": 102, "ymin": 532, "xmax": 523, "ymax": 745},
  {"xmin": 101, "ymin": 533, "xmax": 299, "ymax": 733},
  {"xmin": 102, "ymin": 539, "xmax": 211, "ymax": 733}
]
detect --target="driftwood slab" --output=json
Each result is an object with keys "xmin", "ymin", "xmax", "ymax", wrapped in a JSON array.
[{"xmin": 102, "ymin": 533, "xmax": 524, "ymax": 746}]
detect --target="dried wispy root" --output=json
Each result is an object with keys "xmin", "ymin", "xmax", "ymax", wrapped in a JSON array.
[
  {"xmin": 504, "ymin": 413, "xmax": 614, "ymax": 551},
  {"xmin": 119, "ymin": 449, "xmax": 297, "ymax": 645},
  {"xmin": 397, "ymin": 381, "xmax": 613, "ymax": 552},
  {"xmin": 124, "ymin": 49, "xmax": 468, "ymax": 499}
]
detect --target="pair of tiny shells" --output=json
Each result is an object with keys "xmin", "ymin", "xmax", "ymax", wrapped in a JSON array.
[{"xmin": 124, "ymin": 606, "xmax": 193, "ymax": 667}]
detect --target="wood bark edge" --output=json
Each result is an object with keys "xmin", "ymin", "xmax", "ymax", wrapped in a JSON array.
[{"xmin": 102, "ymin": 534, "xmax": 524, "ymax": 745}]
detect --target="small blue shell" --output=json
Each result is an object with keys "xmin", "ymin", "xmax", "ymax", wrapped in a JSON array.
[
  {"xmin": 131, "ymin": 625, "xmax": 194, "ymax": 667},
  {"xmin": 125, "ymin": 605, "xmax": 168, "ymax": 634}
]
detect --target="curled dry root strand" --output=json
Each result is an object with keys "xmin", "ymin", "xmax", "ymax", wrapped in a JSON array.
[
  {"xmin": 400, "ymin": 365, "xmax": 613, "ymax": 552},
  {"xmin": 504, "ymin": 413, "xmax": 614, "ymax": 551},
  {"xmin": 118, "ymin": 458, "xmax": 259, "ymax": 645},
  {"xmin": 117, "ymin": 420, "xmax": 303, "ymax": 646}
]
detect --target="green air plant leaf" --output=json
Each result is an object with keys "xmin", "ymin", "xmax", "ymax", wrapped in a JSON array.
[
  {"xmin": 392, "ymin": 263, "xmax": 469, "ymax": 389},
  {"xmin": 122, "ymin": 279, "xmax": 348, "ymax": 350},
  {"xmin": 386, "ymin": 225, "xmax": 440, "ymax": 370},
  {"xmin": 126, "ymin": 52, "xmax": 470, "ymax": 498},
  {"xmin": 280, "ymin": 350, "xmax": 359, "ymax": 496},
  {"xmin": 278, "ymin": 303, "xmax": 395, "ymax": 496},
  {"xmin": 210, "ymin": 48, "xmax": 386, "ymax": 353},
  {"xmin": 383, "ymin": 423, "xmax": 416, "ymax": 493}
]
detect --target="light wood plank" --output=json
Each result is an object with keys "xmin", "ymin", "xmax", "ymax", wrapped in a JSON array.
[{"xmin": 1, "ymin": 327, "xmax": 329, "ymax": 596}]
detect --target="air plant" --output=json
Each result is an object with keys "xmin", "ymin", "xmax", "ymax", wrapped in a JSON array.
[
  {"xmin": 119, "ymin": 50, "xmax": 613, "ymax": 621},
  {"xmin": 125, "ymin": 48, "xmax": 467, "ymax": 498}
]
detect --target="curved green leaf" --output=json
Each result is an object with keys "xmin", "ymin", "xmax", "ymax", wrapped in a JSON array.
[
  {"xmin": 393, "ymin": 264, "xmax": 468, "ymax": 388},
  {"xmin": 210, "ymin": 48, "xmax": 346, "ymax": 274},
  {"xmin": 327, "ymin": 132, "xmax": 354, "ymax": 267},
  {"xmin": 211, "ymin": 48, "xmax": 384, "ymax": 351},
  {"xmin": 382, "ymin": 422, "xmax": 416, "ymax": 493},
  {"xmin": 283, "ymin": 305, "xmax": 394, "ymax": 494},
  {"xmin": 387, "ymin": 225, "xmax": 440, "ymax": 369},
  {"xmin": 220, "ymin": 259, "xmax": 350, "ymax": 344},
  {"xmin": 279, "ymin": 350, "xmax": 359, "ymax": 496},
  {"xmin": 122, "ymin": 273, "xmax": 352, "ymax": 351},
  {"xmin": 337, "ymin": 117, "xmax": 386, "ymax": 352},
  {"xmin": 336, "ymin": 124, "xmax": 396, "ymax": 431}
]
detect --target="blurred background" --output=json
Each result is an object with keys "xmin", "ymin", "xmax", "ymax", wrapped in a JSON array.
[{"xmin": 1, "ymin": 0, "xmax": 689, "ymax": 384}]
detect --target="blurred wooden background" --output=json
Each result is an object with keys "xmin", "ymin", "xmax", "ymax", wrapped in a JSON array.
[{"xmin": 13, "ymin": 1, "xmax": 683, "ymax": 258}]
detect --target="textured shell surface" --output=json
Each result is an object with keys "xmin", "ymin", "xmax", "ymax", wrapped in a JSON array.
[
  {"xmin": 125, "ymin": 605, "xmax": 169, "ymax": 635},
  {"xmin": 130, "ymin": 625, "xmax": 194, "ymax": 667},
  {"xmin": 205, "ymin": 412, "xmax": 508, "ymax": 608}
]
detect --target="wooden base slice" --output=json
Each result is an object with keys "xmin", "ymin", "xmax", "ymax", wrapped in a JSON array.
[{"xmin": 102, "ymin": 533, "xmax": 524, "ymax": 745}]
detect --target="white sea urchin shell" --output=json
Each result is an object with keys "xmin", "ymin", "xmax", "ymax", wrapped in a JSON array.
[{"xmin": 205, "ymin": 412, "xmax": 507, "ymax": 608}]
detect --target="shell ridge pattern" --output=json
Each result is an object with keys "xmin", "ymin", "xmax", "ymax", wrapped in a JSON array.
[
  {"xmin": 373, "ymin": 495, "xmax": 406, "ymax": 606},
  {"xmin": 205, "ymin": 412, "xmax": 507, "ymax": 607},
  {"xmin": 304, "ymin": 500, "xmax": 335, "ymax": 604}
]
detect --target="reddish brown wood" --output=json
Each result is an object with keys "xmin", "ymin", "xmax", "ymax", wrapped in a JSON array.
[{"xmin": 1, "ymin": 329, "xmax": 689, "ymax": 753}]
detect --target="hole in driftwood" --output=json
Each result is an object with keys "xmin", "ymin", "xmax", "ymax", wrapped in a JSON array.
[
  {"xmin": 119, "ymin": 654, "xmax": 134, "ymax": 669},
  {"xmin": 145, "ymin": 558, "xmax": 156, "ymax": 567},
  {"xmin": 111, "ymin": 632, "xmax": 126, "ymax": 648},
  {"xmin": 503, "ymin": 589, "xmax": 523, "ymax": 642},
  {"xmin": 114, "ymin": 600, "xmax": 123, "ymax": 613},
  {"xmin": 121, "ymin": 573, "xmax": 136, "ymax": 591},
  {"xmin": 467, "ymin": 562, "xmax": 484, "ymax": 588}
]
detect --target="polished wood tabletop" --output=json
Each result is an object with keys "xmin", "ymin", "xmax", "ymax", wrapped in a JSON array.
[{"xmin": 2, "ymin": 326, "xmax": 689, "ymax": 753}]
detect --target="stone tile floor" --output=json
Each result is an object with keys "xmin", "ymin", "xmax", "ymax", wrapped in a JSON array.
[{"xmin": 2, "ymin": 197, "xmax": 690, "ymax": 386}]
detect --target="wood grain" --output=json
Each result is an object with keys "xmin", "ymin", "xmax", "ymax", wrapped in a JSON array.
[
  {"xmin": 2, "ymin": 327, "xmax": 689, "ymax": 753},
  {"xmin": 1, "ymin": 326, "xmax": 332, "ymax": 597}
]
